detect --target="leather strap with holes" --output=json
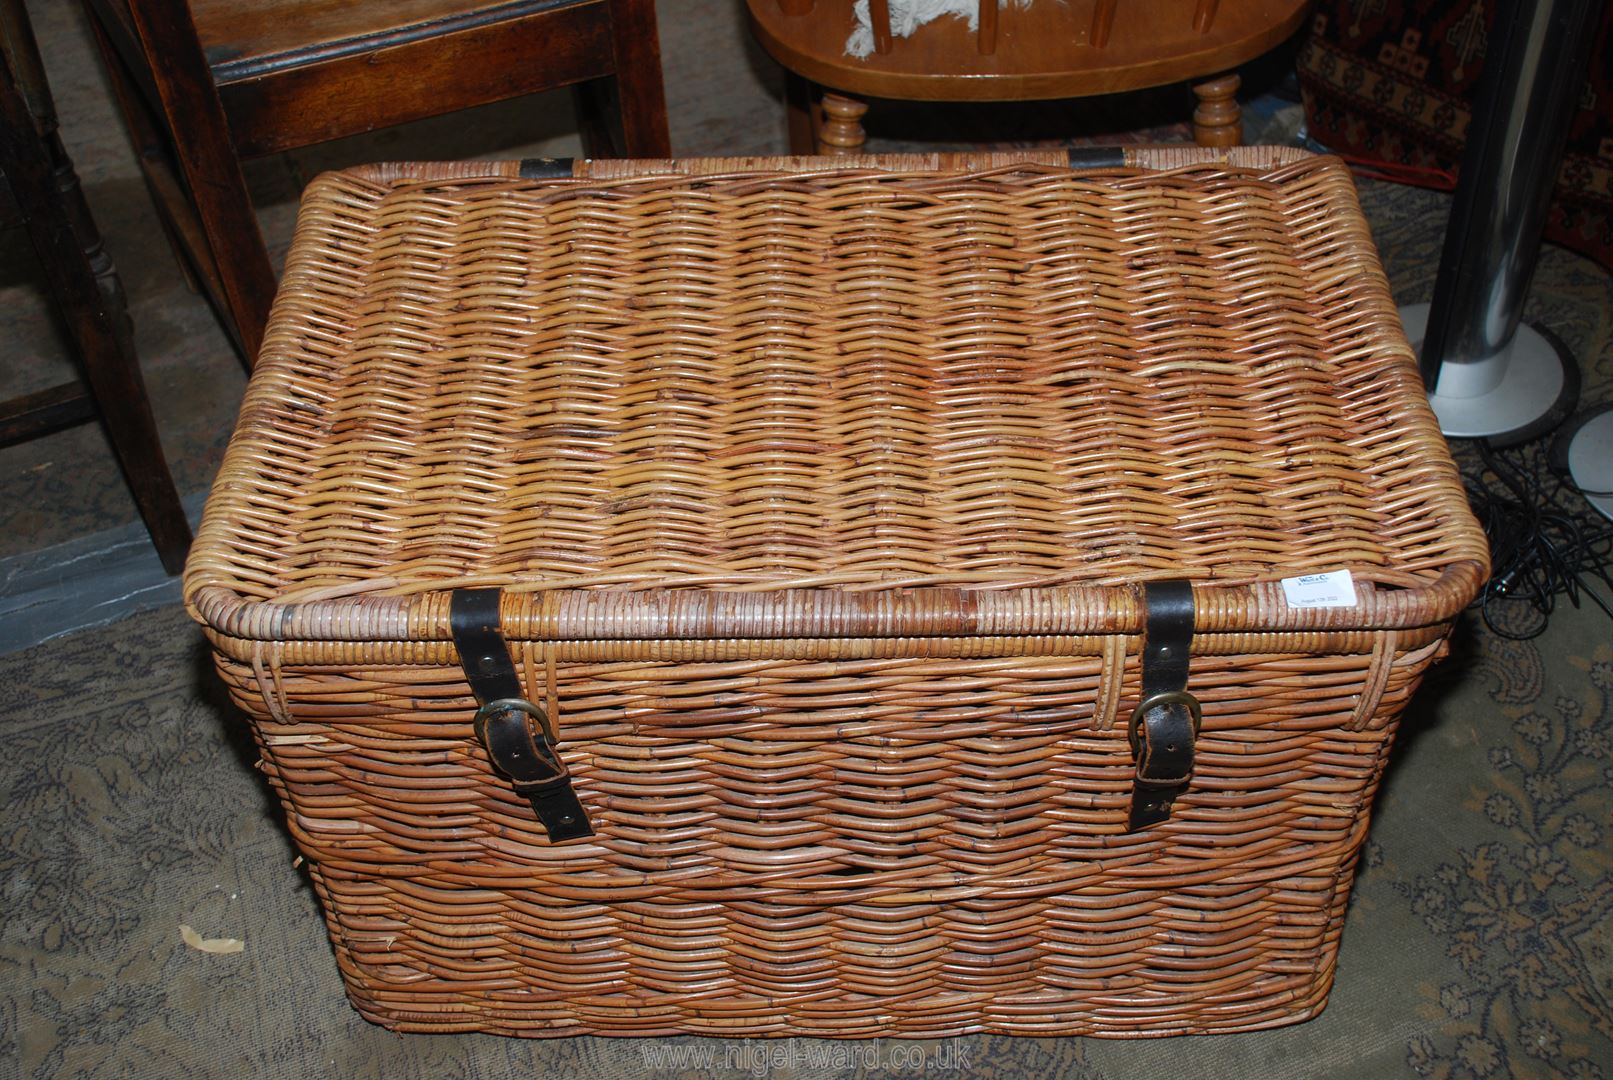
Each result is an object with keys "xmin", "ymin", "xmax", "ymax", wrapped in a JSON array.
[
  {"xmin": 1127, "ymin": 580, "xmax": 1200, "ymax": 831},
  {"xmin": 450, "ymin": 588, "xmax": 593, "ymax": 842}
]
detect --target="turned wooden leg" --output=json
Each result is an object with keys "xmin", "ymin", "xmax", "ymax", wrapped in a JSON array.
[
  {"xmin": 0, "ymin": 59, "xmax": 192, "ymax": 573},
  {"xmin": 1192, "ymin": 72, "xmax": 1241, "ymax": 148},
  {"xmin": 818, "ymin": 91, "xmax": 868, "ymax": 156}
]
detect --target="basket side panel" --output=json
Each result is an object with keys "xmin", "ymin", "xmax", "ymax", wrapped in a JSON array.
[{"xmin": 217, "ymin": 640, "xmax": 1442, "ymax": 1037}]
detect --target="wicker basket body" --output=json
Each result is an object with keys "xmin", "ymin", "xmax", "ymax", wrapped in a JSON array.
[{"xmin": 185, "ymin": 149, "xmax": 1487, "ymax": 1038}]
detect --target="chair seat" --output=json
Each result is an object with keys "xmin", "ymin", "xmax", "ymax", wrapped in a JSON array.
[
  {"xmin": 155, "ymin": 0, "xmax": 617, "ymax": 156},
  {"xmin": 84, "ymin": 0, "xmax": 666, "ymax": 368},
  {"xmin": 746, "ymin": 0, "xmax": 1310, "ymax": 102},
  {"xmin": 192, "ymin": 0, "xmax": 596, "ymax": 82}
]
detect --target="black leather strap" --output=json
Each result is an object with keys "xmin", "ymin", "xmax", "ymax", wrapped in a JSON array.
[
  {"xmin": 1066, "ymin": 147, "xmax": 1126, "ymax": 169},
  {"xmin": 1127, "ymin": 580, "xmax": 1199, "ymax": 831},
  {"xmin": 518, "ymin": 157, "xmax": 574, "ymax": 179},
  {"xmin": 450, "ymin": 588, "xmax": 593, "ymax": 841},
  {"xmin": 451, "ymin": 588, "xmax": 523, "ymax": 702}
]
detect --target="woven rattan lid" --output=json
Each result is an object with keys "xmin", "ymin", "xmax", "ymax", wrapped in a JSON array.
[{"xmin": 184, "ymin": 149, "xmax": 1487, "ymax": 653}]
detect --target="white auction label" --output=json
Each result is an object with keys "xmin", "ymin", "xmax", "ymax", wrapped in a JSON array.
[{"xmin": 1280, "ymin": 569, "xmax": 1358, "ymax": 609}]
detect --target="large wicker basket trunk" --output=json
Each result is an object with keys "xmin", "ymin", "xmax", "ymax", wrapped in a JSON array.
[{"xmin": 185, "ymin": 148, "xmax": 1487, "ymax": 1038}]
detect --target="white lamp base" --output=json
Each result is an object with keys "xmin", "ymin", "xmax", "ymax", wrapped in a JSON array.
[
  {"xmin": 1561, "ymin": 405, "xmax": 1613, "ymax": 523},
  {"xmin": 1400, "ymin": 302, "xmax": 1578, "ymax": 444}
]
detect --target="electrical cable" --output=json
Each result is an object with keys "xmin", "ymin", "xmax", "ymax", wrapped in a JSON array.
[{"xmin": 1458, "ymin": 435, "xmax": 1613, "ymax": 639}]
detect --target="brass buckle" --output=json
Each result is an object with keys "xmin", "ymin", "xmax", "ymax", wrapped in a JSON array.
[
  {"xmin": 473, "ymin": 697, "xmax": 557, "ymax": 746},
  {"xmin": 1127, "ymin": 690, "xmax": 1203, "ymax": 757}
]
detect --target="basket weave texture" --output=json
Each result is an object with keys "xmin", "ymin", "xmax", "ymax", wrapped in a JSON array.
[{"xmin": 186, "ymin": 148, "xmax": 1487, "ymax": 1037}]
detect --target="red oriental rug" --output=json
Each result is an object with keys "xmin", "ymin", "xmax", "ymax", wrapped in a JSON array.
[{"xmin": 1298, "ymin": 1, "xmax": 1613, "ymax": 271}]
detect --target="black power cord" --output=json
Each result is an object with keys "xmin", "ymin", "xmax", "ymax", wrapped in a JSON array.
[{"xmin": 1457, "ymin": 435, "xmax": 1613, "ymax": 639}]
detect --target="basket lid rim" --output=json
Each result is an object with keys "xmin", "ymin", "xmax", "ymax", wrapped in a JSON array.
[{"xmin": 184, "ymin": 563, "xmax": 1487, "ymax": 647}]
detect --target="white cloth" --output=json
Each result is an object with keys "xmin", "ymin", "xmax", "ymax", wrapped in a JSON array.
[{"xmin": 845, "ymin": 0, "xmax": 1032, "ymax": 58}]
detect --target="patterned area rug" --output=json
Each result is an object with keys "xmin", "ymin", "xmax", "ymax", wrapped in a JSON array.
[
  {"xmin": 3, "ymin": 587, "xmax": 1611, "ymax": 1077},
  {"xmin": 1298, "ymin": 0, "xmax": 1613, "ymax": 272}
]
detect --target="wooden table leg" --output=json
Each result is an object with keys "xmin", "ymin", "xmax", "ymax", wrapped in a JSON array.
[
  {"xmin": 1192, "ymin": 72, "xmax": 1241, "ymax": 148},
  {"xmin": 818, "ymin": 91, "xmax": 868, "ymax": 156}
]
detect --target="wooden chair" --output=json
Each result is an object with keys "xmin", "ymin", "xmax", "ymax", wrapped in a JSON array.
[
  {"xmin": 83, "ymin": 0, "xmax": 672, "ymax": 366},
  {"xmin": 747, "ymin": 0, "xmax": 1311, "ymax": 154},
  {"xmin": 0, "ymin": 0, "xmax": 190, "ymax": 574}
]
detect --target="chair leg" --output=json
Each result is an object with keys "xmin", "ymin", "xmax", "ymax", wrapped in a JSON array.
[
  {"xmin": 70, "ymin": 199, "xmax": 194, "ymax": 575},
  {"xmin": 88, "ymin": 12, "xmax": 200, "ymax": 295},
  {"xmin": 818, "ymin": 91, "xmax": 868, "ymax": 155},
  {"xmin": 0, "ymin": 76, "xmax": 191, "ymax": 574},
  {"xmin": 605, "ymin": 0, "xmax": 671, "ymax": 156},
  {"xmin": 572, "ymin": 78, "xmax": 617, "ymax": 158},
  {"xmin": 785, "ymin": 71, "xmax": 817, "ymax": 155},
  {"xmin": 118, "ymin": 0, "xmax": 278, "ymax": 365},
  {"xmin": 91, "ymin": 36, "xmax": 254, "ymax": 359},
  {"xmin": 1192, "ymin": 72, "xmax": 1242, "ymax": 148}
]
